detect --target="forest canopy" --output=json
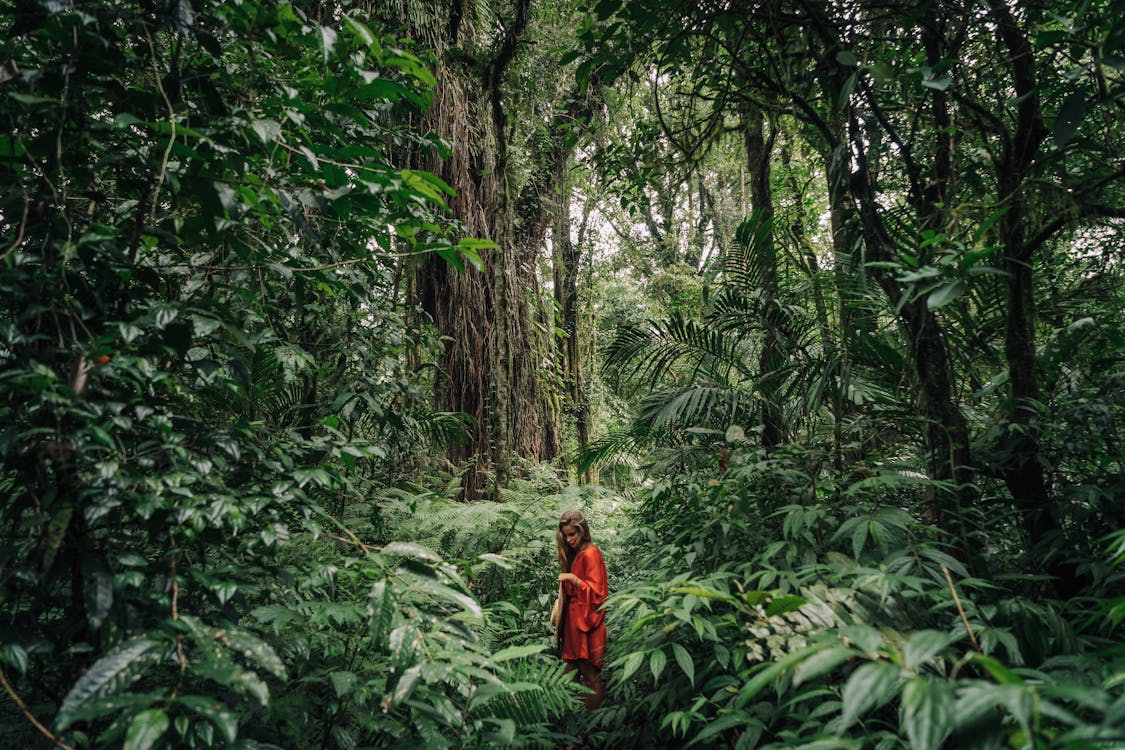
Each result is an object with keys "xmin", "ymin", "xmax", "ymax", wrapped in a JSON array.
[{"xmin": 1, "ymin": 0, "xmax": 1123, "ymax": 749}]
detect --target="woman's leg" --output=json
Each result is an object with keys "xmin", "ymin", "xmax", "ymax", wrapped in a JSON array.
[{"xmin": 575, "ymin": 659, "xmax": 604, "ymax": 711}]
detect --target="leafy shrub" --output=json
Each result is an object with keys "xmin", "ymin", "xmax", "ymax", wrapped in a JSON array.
[{"xmin": 594, "ymin": 446, "xmax": 1125, "ymax": 749}]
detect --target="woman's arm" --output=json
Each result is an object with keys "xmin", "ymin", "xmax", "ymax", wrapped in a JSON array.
[{"xmin": 567, "ymin": 546, "xmax": 607, "ymax": 598}]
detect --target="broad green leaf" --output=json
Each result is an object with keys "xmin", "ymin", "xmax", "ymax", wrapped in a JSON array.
[
  {"xmin": 927, "ymin": 280, "xmax": 965, "ymax": 310},
  {"xmin": 650, "ymin": 648, "xmax": 668, "ymax": 681},
  {"xmin": 436, "ymin": 247, "xmax": 466, "ymax": 273},
  {"xmin": 970, "ymin": 654, "xmax": 1024, "ymax": 685},
  {"xmin": 56, "ymin": 637, "xmax": 165, "ymax": 730},
  {"xmin": 671, "ymin": 585, "xmax": 733, "ymax": 602},
  {"xmin": 251, "ymin": 119, "xmax": 281, "ymax": 144},
  {"xmin": 382, "ymin": 541, "xmax": 441, "ymax": 561},
  {"xmin": 619, "ymin": 650, "xmax": 645, "ymax": 682},
  {"xmin": 330, "ymin": 670, "xmax": 358, "ymax": 697},
  {"xmin": 386, "ymin": 52, "xmax": 436, "ymax": 88},
  {"xmin": 492, "ymin": 644, "xmax": 546, "ymax": 662},
  {"xmin": 671, "ymin": 642, "xmax": 695, "ymax": 685},
  {"xmin": 898, "ymin": 266, "xmax": 942, "ymax": 283},
  {"xmin": 212, "ymin": 182, "xmax": 238, "ymax": 214},
  {"xmin": 178, "ymin": 695, "xmax": 238, "ymax": 743},
  {"xmin": 922, "ymin": 74, "xmax": 951, "ymax": 91},
  {"xmin": 192, "ymin": 656, "xmax": 270, "ymax": 706},
  {"xmin": 457, "ymin": 238, "xmax": 498, "ymax": 250},
  {"xmin": 903, "ymin": 630, "xmax": 953, "ymax": 669},
  {"xmin": 369, "ymin": 581, "xmax": 393, "ymax": 645},
  {"xmin": 793, "ymin": 646, "xmax": 853, "ymax": 686},
  {"xmin": 7, "ymin": 92, "xmax": 56, "ymax": 105},
  {"xmin": 840, "ymin": 624, "xmax": 882, "ymax": 656},
  {"xmin": 868, "ymin": 61, "xmax": 895, "ymax": 81},
  {"xmin": 736, "ymin": 644, "xmax": 832, "ymax": 707},
  {"xmin": 2, "ymin": 643, "xmax": 29, "ymax": 674},
  {"xmin": 222, "ymin": 629, "xmax": 287, "ymax": 679},
  {"xmin": 456, "ymin": 246, "xmax": 483, "ymax": 272},
  {"xmin": 123, "ymin": 709, "xmax": 169, "ymax": 750},
  {"xmin": 839, "ymin": 661, "xmax": 900, "ymax": 730},
  {"xmin": 401, "ymin": 169, "xmax": 450, "ymax": 207},
  {"xmin": 686, "ymin": 713, "xmax": 751, "ymax": 747},
  {"xmin": 113, "ymin": 113, "xmax": 145, "ymax": 128},
  {"xmin": 476, "ymin": 553, "xmax": 513, "ymax": 569},
  {"xmin": 764, "ymin": 594, "xmax": 805, "ymax": 617},
  {"xmin": 320, "ymin": 25, "xmax": 338, "ymax": 62},
  {"xmin": 392, "ymin": 664, "xmax": 423, "ymax": 706},
  {"xmin": 901, "ymin": 676, "xmax": 953, "ymax": 750},
  {"xmin": 344, "ymin": 15, "xmax": 378, "ymax": 52},
  {"xmin": 1053, "ymin": 90, "xmax": 1086, "ymax": 148}
]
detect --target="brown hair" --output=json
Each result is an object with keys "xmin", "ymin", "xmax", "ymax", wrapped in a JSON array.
[{"xmin": 557, "ymin": 509, "xmax": 592, "ymax": 573}]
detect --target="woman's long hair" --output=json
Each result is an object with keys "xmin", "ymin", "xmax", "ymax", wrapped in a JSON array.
[{"xmin": 557, "ymin": 510, "xmax": 592, "ymax": 573}]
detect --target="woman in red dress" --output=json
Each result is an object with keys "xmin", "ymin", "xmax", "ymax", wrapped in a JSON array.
[{"xmin": 556, "ymin": 510, "xmax": 608, "ymax": 711}]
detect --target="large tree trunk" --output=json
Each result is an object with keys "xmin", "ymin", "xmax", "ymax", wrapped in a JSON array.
[
  {"xmin": 409, "ymin": 0, "xmax": 599, "ymax": 497},
  {"xmin": 414, "ymin": 47, "xmax": 501, "ymax": 496}
]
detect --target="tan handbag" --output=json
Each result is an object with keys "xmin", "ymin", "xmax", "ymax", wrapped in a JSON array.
[{"xmin": 549, "ymin": 582, "xmax": 563, "ymax": 629}]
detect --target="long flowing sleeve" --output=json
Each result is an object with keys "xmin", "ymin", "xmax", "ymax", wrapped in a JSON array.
[{"xmin": 566, "ymin": 545, "xmax": 608, "ymax": 633}]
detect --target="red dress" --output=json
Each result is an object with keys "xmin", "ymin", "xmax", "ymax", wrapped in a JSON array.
[{"xmin": 561, "ymin": 544, "xmax": 608, "ymax": 667}]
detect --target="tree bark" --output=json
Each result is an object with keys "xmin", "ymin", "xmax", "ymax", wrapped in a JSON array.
[
  {"xmin": 848, "ymin": 120, "xmax": 974, "ymax": 533},
  {"xmin": 743, "ymin": 107, "xmax": 786, "ymax": 451},
  {"xmin": 552, "ymin": 170, "xmax": 591, "ymax": 475},
  {"xmin": 986, "ymin": 0, "xmax": 1067, "ymax": 580},
  {"xmin": 410, "ymin": 0, "xmax": 600, "ymax": 497}
]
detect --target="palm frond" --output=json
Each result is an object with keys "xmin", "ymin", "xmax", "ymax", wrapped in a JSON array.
[
  {"xmin": 575, "ymin": 430, "xmax": 650, "ymax": 474},
  {"xmin": 604, "ymin": 314, "xmax": 756, "ymax": 389},
  {"xmin": 724, "ymin": 209, "xmax": 778, "ymax": 291},
  {"xmin": 635, "ymin": 383, "xmax": 755, "ymax": 432}
]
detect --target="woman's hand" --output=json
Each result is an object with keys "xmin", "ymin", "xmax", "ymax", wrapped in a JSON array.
[{"xmin": 558, "ymin": 573, "xmax": 580, "ymax": 585}]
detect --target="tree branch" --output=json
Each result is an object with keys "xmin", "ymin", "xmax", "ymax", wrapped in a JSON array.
[
  {"xmin": 1024, "ymin": 203, "xmax": 1125, "ymax": 257},
  {"xmin": 0, "ymin": 666, "xmax": 75, "ymax": 750}
]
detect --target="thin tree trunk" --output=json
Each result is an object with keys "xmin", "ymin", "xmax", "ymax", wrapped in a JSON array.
[
  {"xmin": 986, "ymin": 0, "xmax": 1075, "ymax": 591},
  {"xmin": 779, "ymin": 130, "xmax": 841, "ymax": 470},
  {"xmin": 553, "ymin": 171, "xmax": 590, "ymax": 471},
  {"xmin": 744, "ymin": 107, "xmax": 786, "ymax": 450},
  {"xmin": 849, "ymin": 124, "xmax": 973, "ymax": 534}
]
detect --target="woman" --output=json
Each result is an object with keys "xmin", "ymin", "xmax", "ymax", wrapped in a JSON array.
[{"xmin": 556, "ymin": 510, "xmax": 608, "ymax": 711}]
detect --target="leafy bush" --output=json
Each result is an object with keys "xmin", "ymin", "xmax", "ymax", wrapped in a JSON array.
[
  {"xmin": 593, "ymin": 446, "xmax": 1125, "ymax": 749},
  {"xmin": 0, "ymin": 1, "xmax": 569, "ymax": 747}
]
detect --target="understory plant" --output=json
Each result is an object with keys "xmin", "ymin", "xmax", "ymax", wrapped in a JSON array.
[
  {"xmin": 592, "ymin": 444, "xmax": 1125, "ymax": 749},
  {"xmin": 0, "ymin": 1, "xmax": 574, "ymax": 747}
]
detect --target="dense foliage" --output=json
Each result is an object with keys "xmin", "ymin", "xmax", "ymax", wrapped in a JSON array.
[
  {"xmin": 2, "ymin": 0, "xmax": 1123, "ymax": 749},
  {"xmin": 0, "ymin": 1, "xmax": 576, "ymax": 748}
]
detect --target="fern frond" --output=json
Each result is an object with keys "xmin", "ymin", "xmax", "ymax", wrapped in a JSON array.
[{"xmin": 470, "ymin": 657, "xmax": 577, "ymax": 727}]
